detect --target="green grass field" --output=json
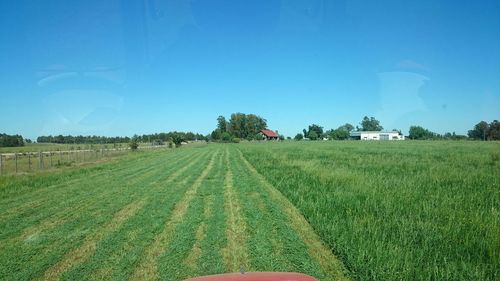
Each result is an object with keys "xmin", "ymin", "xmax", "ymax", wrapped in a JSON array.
[
  {"xmin": 0, "ymin": 145, "xmax": 347, "ymax": 281},
  {"xmin": 0, "ymin": 141, "xmax": 498, "ymax": 280},
  {"xmin": 240, "ymin": 141, "xmax": 499, "ymax": 280}
]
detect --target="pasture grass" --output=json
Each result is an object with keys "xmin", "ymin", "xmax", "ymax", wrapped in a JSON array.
[
  {"xmin": 239, "ymin": 140, "xmax": 500, "ymax": 281},
  {"xmin": 0, "ymin": 144, "xmax": 348, "ymax": 280}
]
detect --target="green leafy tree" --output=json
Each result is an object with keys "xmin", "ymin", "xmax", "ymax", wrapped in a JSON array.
[
  {"xmin": 171, "ymin": 134, "xmax": 185, "ymax": 147},
  {"xmin": 326, "ymin": 123, "xmax": 354, "ymax": 140},
  {"xmin": 294, "ymin": 133, "xmax": 304, "ymax": 141},
  {"xmin": 185, "ymin": 132, "xmax": 196, "ymax": 141},
  {"xmin": 226, "ymin": 113, "xmax": 267, "ymax": 139},
  {"xmin": 217, "ymin": 116, "xmax": 227, "ymax": 132},
  {"xmin": 488, "ymin": 120, "xmax": 500, "ymax": 140},
  {"xmin": 308, "ymin": 124, "xmax": 324, "ymax": 137},
  {"xmin": 210, "ymin": 129, "xmax": 222, "ymax": 141},
  {"xmin": 0, "ymin": 133, "xmax": 24, "ymax": 147},
  {"xmin": 327, "ymin": 128, "xmax": 349, "ymax": 140},
  {"xmin": 409, "ymin": 126, "xmax": 436, "ymax": 140},
  {"xmin": 358, "ymin": 116, "xmax": 383, "ymax": 131},
  {"xmin": 254, "ymin": 132, "xmax": 263, "ymax": 141},
  {"xmin": 221, "ymin": 132, "xmax": 232, "ymax": 142},
  {"xmin": 129, "ymin": 138, "xmax": 139, "ymax": 150},
  {"xmin": 468, "ymin": 121, "xmax": 489, "ymax": 140},
  {"xmin": 308, "ymin": 130, "xmax": 319, "ymax": 140}
]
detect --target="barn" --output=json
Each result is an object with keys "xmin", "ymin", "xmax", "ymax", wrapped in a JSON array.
[
  {"xmin": 260, "ymin": 129, "xmax": 279, "ymax": 141},
  {"xmin": 350, "ymin": 131, "xmax": 404, "ymax": 141}
]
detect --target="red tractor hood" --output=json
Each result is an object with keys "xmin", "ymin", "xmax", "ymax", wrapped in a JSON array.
[{"xmin": 183, "ymin": 272, "xmax": 318, "ymax": 281}]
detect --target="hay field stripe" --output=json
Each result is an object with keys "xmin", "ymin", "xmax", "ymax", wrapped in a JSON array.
[
  {"xmin": 55, "ymin": 149, "xmax": 213, "ymax": 281},
  {"xmin": 237, "ymin": 148, "xmax": 350, "ymax": 281},
  {"xmin": 129, "ymin": 150, "xmax": 218, "ymax": 281},
  {"xmin": 0, "ymin": 150, "xmax": 198, "ymax": 246},
  {"xmin": 39, "ymin": 200, "xmax": 146, "ymax": 281},
  {"xmin": 222, "ymin": 148, "xmax": 249, "ymax": 273}
]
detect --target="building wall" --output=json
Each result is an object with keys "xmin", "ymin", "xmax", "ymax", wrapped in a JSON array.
[{"xmin": 353, "ymin": 132, "xmax": 404, "ymax": 140}]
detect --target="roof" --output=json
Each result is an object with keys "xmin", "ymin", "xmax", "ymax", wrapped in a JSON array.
[
  {"xmin": 261, "ymin": 129, "xmax": 278, "ymax": 138},
  {"xmin": 350, "ymin": 131, "xmax": 400, "ymax": 136}
]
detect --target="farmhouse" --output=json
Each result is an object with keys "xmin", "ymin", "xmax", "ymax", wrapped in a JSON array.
[
  {"xmin": 350, "ymin": 131, "xmax": 404, "ymax": 141},
  {"xmin": 261, "ymin": 129, "xmax": 279, "ymax": 141}
]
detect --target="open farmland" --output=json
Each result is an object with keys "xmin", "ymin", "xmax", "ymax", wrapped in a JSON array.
[
  {"xmin": 0, "ymin": 141, "xmax": 498, "ymax": 281},
  {"xmin": 0, "ymin": 145, "xmax": 347, "ymax": 281},
  {"xmin": 240, "ymin": 141, "xmax": 499, "ymax": 280}
]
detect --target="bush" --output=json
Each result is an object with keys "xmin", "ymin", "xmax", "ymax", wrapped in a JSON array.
[
  {"xmin": 129, "ymin": 139, "xmax": 139, "ymax": 150},
  {"xmin": 221, "ymin": 132, "xmax": 232, "ymax": 142},
  {"xmin": 171, "ymin": 134, "xmax": 185, "ymax": 147},
  {"xmin": 232, "ymin": 138, "xmax": 241, "ymax": 143}
]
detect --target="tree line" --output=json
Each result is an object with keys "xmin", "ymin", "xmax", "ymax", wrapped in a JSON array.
[
  {"xmin": 36, "ymin": 131, "xmax": 207, "ymax": 149},
  {"xmin": 467, "ymin": 120, "xmax": 499, "ymax": 141},
  {"xmin": 3, "ymin": 117, "xmax": 499, "ymax": 148},
  {"xmin": 0, "ymin": 133, "xmax": 25, "ymax": 147},
  {"xmin": 37, "ymin": 135, "xmax": 131, "ymax": 144},
  {"xmin": 294, "ymin": 116, "xmax": 499, "ymax": 141},
  {"xmin": 295, "ymin": 116, "xmax": 384, "ymax": 140}
]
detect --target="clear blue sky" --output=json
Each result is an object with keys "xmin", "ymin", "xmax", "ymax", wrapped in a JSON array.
[{"xmin": 1, "ymin": 0, "xmax": 499, "ymax": 139}]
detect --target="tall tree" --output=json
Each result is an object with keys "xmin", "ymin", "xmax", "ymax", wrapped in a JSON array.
[
  {"xmin": 468, "ymin": 121, "xmax": 489, "ymax": 140},
  {"xmin": 488, "ymin": 120, "xmax": 500, "ymax": 140},
  {"xmin": 229, "ymin": 113, "xmax": 246, "ymax": 138},
  {"xmin": 226, "ymin": 113, "xmax": 267, "ymax": 140},
  {"xmin": 358, "ymin": 116, "xmax": 383, "ymax": 131},
  {"xmin": 217, "ymin": 116, "xmax": 227, "ymax": 133},
  {"xmin": 308, "ymin": 130, "xmax": 319, "ymax": 140},
  {"xmin": 339, "ymin": 123, "xmax": 354, "ymax": 132},
  {"xmin": 306, "ymin": 124, "xmax": 323, "ymax": 139}
]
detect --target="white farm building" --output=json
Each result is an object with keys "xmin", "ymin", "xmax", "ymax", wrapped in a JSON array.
[{"xmin": 350, "ymin": 131, "xmax": 405, "ymax": 141}]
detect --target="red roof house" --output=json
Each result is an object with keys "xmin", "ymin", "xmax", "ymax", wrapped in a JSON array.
[{"xmin": 261, "ymin": 129, "xmax": 279, "ymax": 140}]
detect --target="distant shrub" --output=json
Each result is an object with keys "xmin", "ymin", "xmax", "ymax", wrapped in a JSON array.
[
  {"xmin": 221, "ymin": 132, "xmax": 232, "ymax": 142},
  {"xmin": 232, "ymin": 138, "xmax": 241, "ymax": 143},
  {"xmin": 129, "ymin": 139, "xmax": 139, "ymax": 150}
]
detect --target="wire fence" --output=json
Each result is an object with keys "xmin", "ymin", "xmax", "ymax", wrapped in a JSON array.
[{"xmin": 0, "ymin": 145, "xmax": 167, "ymax": 176}]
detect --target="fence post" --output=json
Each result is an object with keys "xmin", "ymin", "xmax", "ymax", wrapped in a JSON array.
[
  {"xmin": 0, "ymin": 154, "xmax": 3, "ymax": 175},
  {"xmin": 39, "ymin": 151, "xmax": 43, "ymax": 169},
  {"xmin": 28, "ymin": 153, "xmax": 31, "ymax": 171},
  {"xmin": 15, "ymin": 153, "xmax": 18, "ymax": 174},
  {"xmin": 50, "ymin": 152, "xmax": 53, "ymax": 167}
]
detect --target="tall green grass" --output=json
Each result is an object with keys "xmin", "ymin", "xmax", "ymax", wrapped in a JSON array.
[{"xmin": 240, "ymin": 141, "xmax": 499, "ymax": 281}]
